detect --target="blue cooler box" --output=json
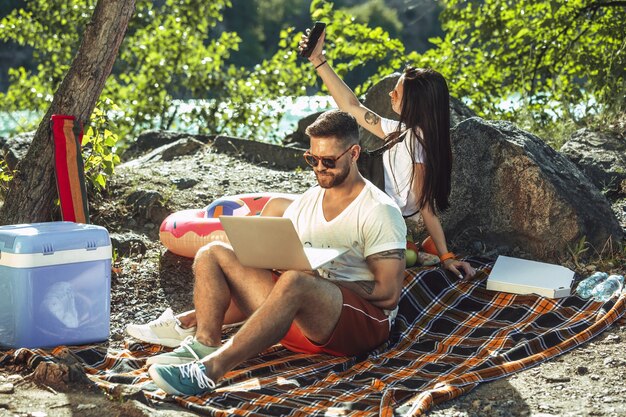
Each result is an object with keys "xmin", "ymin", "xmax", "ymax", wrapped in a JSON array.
[{"xmin": 0, "ymin": 222, "xmax": 111, "ymax": 349}]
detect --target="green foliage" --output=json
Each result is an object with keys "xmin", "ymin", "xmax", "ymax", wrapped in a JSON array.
[
  {"xmin": 310, "ymin": 0, "xmax": 406, "ymax": 96},
  {"xmin": 82, "ymin": 99, "xmax": 121, "ymax": 192},
  {"xmin": 0, "ymin": 159, "xmax": 14, "ymax": 200},
  {"xmin": 568, "ymin": 235, "xmax": 590, "ymax": 270},
  {"xmin": 0, "ymin": 1, "xmax": 89, "ymax": 115},
  {"xmin": 224, "ymin": 0, "xmax": 310, "ymax": 68},
  {"xmin": 109, "ymin": 0, "xmax": 240, "ymax": 137},
  {"xmin": 344, "ymin": 0, "xmax": 402, "ymax": 39},
  {"xmin": 418, "ymin": 0, "xmax": 626, "ymax": 143},
  {"xmin": 0, "ymin": 0, "xmax": 407, "ymax": 147}
]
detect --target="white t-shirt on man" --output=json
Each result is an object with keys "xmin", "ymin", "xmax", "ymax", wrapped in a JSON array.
[
  {"xmin": 283, "ymin": 180, "xmax": 406, "ymax": 283},
  {"xmin": 380, "ymin": 118, "xmax": 425, "ymax": 216}
]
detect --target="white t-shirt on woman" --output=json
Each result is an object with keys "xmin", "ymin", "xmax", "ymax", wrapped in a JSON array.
[{"xmin": 380, "ymin": 118, "xmax": 425, "ymax": 216}]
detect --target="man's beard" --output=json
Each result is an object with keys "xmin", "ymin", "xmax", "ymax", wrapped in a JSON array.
[{"xmin": 315, "ymin": 165, "xmax": 350, "ymax": 189}]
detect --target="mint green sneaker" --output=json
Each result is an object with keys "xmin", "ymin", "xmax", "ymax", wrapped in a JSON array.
[
  {"xmin": 149, "ymin": 361, "xmax": 215, "ymax": 396},
  {"xmin": 146, "ymin": 336, "xmax": 218, "ymax": 366}
]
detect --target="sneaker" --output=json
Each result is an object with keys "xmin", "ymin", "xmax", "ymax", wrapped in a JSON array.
[
  {"xmin": 149, "ymin": 361, "xmax": 215, "ymax": 396},
  {"xmin": 126, "ymin": 308, "xmax": 196, "ymax": 347},
  {"xmin": 146, "ymin": 336, "xmax": 218, "ymax": 366}
]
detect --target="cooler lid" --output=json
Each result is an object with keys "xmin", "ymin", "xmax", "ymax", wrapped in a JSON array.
[{"xmin": 0, "ymin": 221, "xmax": 110, "ymax": 255}]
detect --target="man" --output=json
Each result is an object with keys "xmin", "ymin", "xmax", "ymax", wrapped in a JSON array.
[{"xmin": 146, "ymin": 110, "xmax": 407, "ymax": 395}]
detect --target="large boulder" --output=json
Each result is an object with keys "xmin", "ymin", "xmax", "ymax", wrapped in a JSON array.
[
  {"xmin": 122, "ymin": 130, "xmax": 212, "ymax": 161},
  {"xmin": 212, "ymin": 135, "xmax": 309, "ymax": 171},
  {"xmin": 121, "ymin": 137, "xmax": 206, "ymax": 168},
  {"xmin": 560, "ymin": 128, "xmax": 626, "ymax": 198},
  {"xmin": 440, "ymin": 118, "xmax": 623, "ymax": 261}
]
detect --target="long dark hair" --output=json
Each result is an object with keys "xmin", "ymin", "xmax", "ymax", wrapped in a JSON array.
[{"xmin": 393, "ymin": 66, "xmax": 451, "ymax": 214}]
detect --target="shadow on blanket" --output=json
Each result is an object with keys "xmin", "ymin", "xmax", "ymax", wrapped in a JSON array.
[{"xmin": 1, "ymin": 257, "xmax": 624, "ymax": 416}]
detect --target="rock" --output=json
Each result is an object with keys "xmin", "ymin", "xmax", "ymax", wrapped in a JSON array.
[
  {"xmin": 123, "ymin": 130, "xmax": 212, "ymax": 161},
  {"xmin": 360, "ymin": 73, "xmax": 476, "ymax": 150},
  {"xmin": 1, "ymin": 131, "xmax": 34, "ymax": 170},
  {"xmin": 440, "ymin": 117, "xmax": 623, "ymax": 261},
  {"xmin": 283, "ymin": 111, "xmax": 324, "ymax": 148},
  {"xmin": 171, "ymin": 177, "xmax": 198, "ymax": 190},
  {"xmin": 111, "ymin": 384, "xmax": 147, "ymax": 402},
  {"xmin": 110, "ymin": 232, "xmax": 149, "ymax": 257},
  {"xmin": 0, "ymin": 382, "xmax": 14, "ymax": 394},
  {"xmin": 543, "ymin": 375, "xmax": 570, "ymax": 383},
  {"xmin": 606, "ymin": 334, "xmax": 620, "ymax": 343},
  {"xmin": 560, "ymin": 128, "xmax": 626, "ymax": 198},
  {"xmin": 31, "ymin": 360, "xmax": 90, "ymax": 391},
  {"xmin": 121, "ymin": 138, "xmax": 206, "ymax": 168},
  {"xmin": 576, "ymin": 366, "xmax": 589, "ymax": 375},
  {"xmin": 211, "ymin": 135, "xmax": 309, "ymax": 170},
  {"xmin": 125, "ymin": 189, "xmax": 169, "ymax": 225}
]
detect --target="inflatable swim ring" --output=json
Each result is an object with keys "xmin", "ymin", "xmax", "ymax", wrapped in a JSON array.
[{"xmin": 159, "ymin": 192, "xmax": 297, "ymax": 258}]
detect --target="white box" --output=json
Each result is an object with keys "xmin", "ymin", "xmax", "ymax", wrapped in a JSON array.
[{"xmin": 486, "ymin": 256, "xmax": 574, "ymax": 298}]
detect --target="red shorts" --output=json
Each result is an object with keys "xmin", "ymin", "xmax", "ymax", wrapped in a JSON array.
[{"xmin": 279, "ymin": 282, "xmax": 391, "ymax": 357}]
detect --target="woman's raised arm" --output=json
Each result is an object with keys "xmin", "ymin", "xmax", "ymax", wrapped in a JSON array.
[{"xmin": 300, "ymin": 31, "xmax": 386, "ymax": 140}]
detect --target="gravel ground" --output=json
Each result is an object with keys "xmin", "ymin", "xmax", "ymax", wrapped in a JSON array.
[{"xmin": 1, "ymin": 142, "xmax": 624, "ymax": 417}]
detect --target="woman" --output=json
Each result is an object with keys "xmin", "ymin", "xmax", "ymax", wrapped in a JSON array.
[{"xmin": 300, "ymin": 29, "xmax": 474, "ymax": 279}]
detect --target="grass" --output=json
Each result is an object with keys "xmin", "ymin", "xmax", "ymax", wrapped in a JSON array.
[{"xmin": 564, "ymin": 234, "xmax": 626, "ymax": 279}]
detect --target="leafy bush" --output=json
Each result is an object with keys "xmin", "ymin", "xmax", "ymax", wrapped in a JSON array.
[
  {"xmin": 82, "ymin": 99, "xmax": 121, "ymax": 192},
  {"xmin": 417, "ymin": 0, "xmax": 626, "ymax": 145}
]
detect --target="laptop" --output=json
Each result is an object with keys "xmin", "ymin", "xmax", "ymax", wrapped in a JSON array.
[
  {"xmin": 219, "ymin": 216, "xmax": 348, "ymax": 270},
  {"xmin": 486, "ymin": 255, "xmax": 574, "ymax": 298}
]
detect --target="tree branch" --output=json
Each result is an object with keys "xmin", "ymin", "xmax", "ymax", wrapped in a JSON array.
[{"xmin": 581, "ymin": 1, "xmax": 626, "ymax": 12}]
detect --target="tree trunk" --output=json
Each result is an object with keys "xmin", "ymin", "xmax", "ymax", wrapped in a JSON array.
[{"xmin": 0, "ymin": 0, "xmax": 136, "ymax": 225}]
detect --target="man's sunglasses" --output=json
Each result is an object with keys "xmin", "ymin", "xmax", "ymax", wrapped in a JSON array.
[{"xmin": 303, "ymin": 145, "xmax": 354, "ymax": 169}]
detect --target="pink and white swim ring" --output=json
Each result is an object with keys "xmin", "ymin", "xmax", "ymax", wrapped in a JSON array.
[{"xmin": 159, "ymin": 192, "xmax": 297, "ymax": 258}]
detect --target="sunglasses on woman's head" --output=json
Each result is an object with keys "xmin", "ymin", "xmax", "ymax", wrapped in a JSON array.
[{"xmin": 303, "ymin": 145, "xmax": 353, "ymax": 169}]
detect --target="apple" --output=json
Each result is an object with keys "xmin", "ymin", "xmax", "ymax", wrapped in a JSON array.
[
  {"xmin": 406, "ymin": 240, "xmax": 419, "ymax": 253},
  {"xmin": 405, "ymin": 248, "xmax": 418, "ymax": 268}
]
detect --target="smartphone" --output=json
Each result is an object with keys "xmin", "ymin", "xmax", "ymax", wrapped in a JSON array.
[{"xmin": 300, "ymin": 21, "xmax": 326, "ymax": 58}]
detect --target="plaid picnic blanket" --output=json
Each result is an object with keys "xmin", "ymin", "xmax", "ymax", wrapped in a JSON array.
[{"xmin": 2, "ymin": 257, "xmax": 624, "ymax": 416}]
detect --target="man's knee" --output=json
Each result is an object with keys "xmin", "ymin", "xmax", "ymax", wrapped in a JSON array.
[
  {"xmin": 193, "ymin": 241, "xmax": 232, "ymax": 270},
  {"xmin": 273, "ymin": 271, "xmax": 319, "ymax": 300}
]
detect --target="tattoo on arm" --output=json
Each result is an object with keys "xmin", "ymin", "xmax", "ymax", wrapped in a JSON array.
[
  {"xmin": 367, "ymin": 249, "xmax": 405, "ymax": 261},
  {"xmin": 354, "ymin": 280, "xmax": 375, "ymax": 295},
  {"xmin": 364, "ymin": 111, "xmax": 380, "ymax": 126}
]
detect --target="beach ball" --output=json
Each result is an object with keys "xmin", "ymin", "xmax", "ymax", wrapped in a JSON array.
[{"xmin": 204, "ymin": 197, "xmax": 250, "ymax": 218}]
